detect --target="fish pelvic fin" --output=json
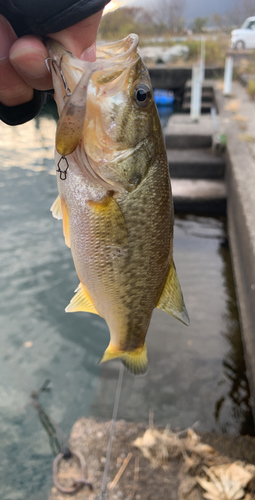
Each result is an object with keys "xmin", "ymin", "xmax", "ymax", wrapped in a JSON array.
[
  {"xmin": 51, "ymin": 195, "xmax": 62, "ymax": 220},
  {"xmin": 157, "ymin": 260, "xmax": 190, "ymax": 326},
  {"xmin": 65, "ymin": 282, "xmax": 100, "ymax": 315},
  {"xmin": 99, "ymin": 342, "xmax": 148, "ymax": 376}
]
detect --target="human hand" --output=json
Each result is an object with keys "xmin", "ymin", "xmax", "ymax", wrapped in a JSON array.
[{"xmin": 0, "ymin": 9, "xmax": 103, "ymax": 107}]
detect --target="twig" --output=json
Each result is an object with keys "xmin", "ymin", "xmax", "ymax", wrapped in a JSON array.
[
  {"xmin": 129, "ymin": 486, "xmax": 139, "ymax": 500},
  {"xmin": 149, "ymin": 409, "xmax": 154, "ymax": 428},
  {"xmin": 108, "ymin": 452, "xmax": 132, "ymax": 491},
  {"xmin": 134, "ymin": 456, "xmax": 140, "ymax": 483}
]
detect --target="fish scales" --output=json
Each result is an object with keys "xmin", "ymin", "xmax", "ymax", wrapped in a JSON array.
[{"xmin": 48, "ymin": 34, "xmax": 189, "ymax": 375}]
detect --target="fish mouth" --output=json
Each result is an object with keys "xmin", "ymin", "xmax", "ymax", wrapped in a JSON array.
[
  {"xmin": 46, "ymin": 34, "xmax": 139, "ymax": 92},
  {"xmin": 96, "ymin": 34, "xmax": 139, "ymax": 66},
  {"xmin": 47, "ymin": 34, "xmax": 143, "ymax": 192}
]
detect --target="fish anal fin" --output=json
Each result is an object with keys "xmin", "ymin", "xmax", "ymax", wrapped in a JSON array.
[
  {"xmin": 157, "ymin": 260, "xmax": 190, "ymax": 326},
  {"xmin": 99, "ymin": 342, "xmax": 148, "ymax": 375},
  {"xmin": 51, "ymin": 195, "xmax": 62, "ymax": 220},
  {"xmin": 61, "ymin": 198, "xmax": 71, "ymax": 248},
  {"xmin": 65, "ymin": 282, "xmax": 99, "ymax": 315}
]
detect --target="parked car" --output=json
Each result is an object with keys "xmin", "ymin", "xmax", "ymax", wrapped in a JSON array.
[{"xmin": 231, "ymin": 16, "xmax": 255, "ymax": 49}]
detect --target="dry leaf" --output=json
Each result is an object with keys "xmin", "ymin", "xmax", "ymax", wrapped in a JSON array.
[{"xmin": 196, "ymin": 462, "xmax": 255, "ymax": 500}]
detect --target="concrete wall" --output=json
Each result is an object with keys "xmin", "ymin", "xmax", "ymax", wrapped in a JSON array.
[
  {"xmin": 148, "ymin": 67, "xmax": 224, "ymax": 90},
  {"xmin": 216, "ymin": 86, "xmax": 255, "ymax": 415},
  {"xmin": 226, "ymin": 133, "xmax": 255, "ymax": 413}
]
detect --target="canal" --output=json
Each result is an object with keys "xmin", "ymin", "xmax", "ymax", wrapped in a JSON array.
[{"xmin": 0, "ymin": 104, "xmax": 253, "ymax": 500}]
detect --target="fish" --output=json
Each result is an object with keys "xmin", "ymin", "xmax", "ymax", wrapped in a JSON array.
[{"xmin": 47, "ymin": 34, "xmax": 189, "ymax": 375}]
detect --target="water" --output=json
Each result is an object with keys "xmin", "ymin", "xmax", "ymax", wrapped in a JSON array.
[{"xmin": 0, "ymin": 110, "xmax": 253, "ymax": 500}]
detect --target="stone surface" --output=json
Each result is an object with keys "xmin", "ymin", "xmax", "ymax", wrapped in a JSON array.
[
  {"xmin": 48, "ymin": 418, "xmax": 255, "ymax": 500},
  {"xmin": 165, "ymin": 114, "xmax": 213, "ymax": 149},
  {"xmin": 172, "ymin": 179, "xmax": 226, "ymax": 215},
  {"xmin": 148, "ymin": 67, "xmax": 223, "ymax": 91},
  {"xmin": 167, "ymin": 149, "xmax": 225, "ymax": 179},
  {"xmin": 215, "ymin": 80, "xmax": 255, "ymax": 420}
]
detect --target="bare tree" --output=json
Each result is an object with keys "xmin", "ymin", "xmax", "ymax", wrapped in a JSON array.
[
  {"xmin": 227, "ymin": 0, "xmax": 255, "ymax": 26},
  {"xmin": 153, "ymin": 0, "xmax": 186, "ymax": 32}
]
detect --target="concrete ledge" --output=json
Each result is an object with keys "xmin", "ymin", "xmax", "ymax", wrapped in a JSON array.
[
  {"xmin": 148, "ymin": 67, "xmax": 224, "ymax": 90},
  {"xmin": 172, "ymin": 179, "xmax": 226, "ymax": 215},
  {"xmin": 165, "ymin": 114, "xmax": 213, "ymax": 149},
  {"xmin": 226, "ymin": 132, "xmax": 255, "ymax": 412},
  {"xmin": 168, "ymin": 149, "xmax": 225, "ymax": 179},
  {"xmin": 217, "ymin": 82, "xmax": 255, "ymax": 416}
]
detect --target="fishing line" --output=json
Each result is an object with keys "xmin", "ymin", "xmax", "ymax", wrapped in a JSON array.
[{"xmin": 99, "ymin": 362, "xmax": 125, "ymax": 500}]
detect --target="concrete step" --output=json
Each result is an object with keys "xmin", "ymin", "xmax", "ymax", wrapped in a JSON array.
[
  {"xmin": 184, "ymin": 80, "xmax": 214, "ymax": 92},
  {"xmin": 172, "ymin": 179, "xmax": 226, "ymax": 215},
  {"xmin": 183, "ymin": 90, "xmax": 214, "ymax": 102},
  {"xmin": 168, "ymin": 149, "xmax": 225, "ymax": 179},
  {"xmin": 182, "ymin": 102, "xmax": 214, "ymax": 112},
  {"xmin": 165, "ymin": 114, "xmax": 213, "ymax": 149}
]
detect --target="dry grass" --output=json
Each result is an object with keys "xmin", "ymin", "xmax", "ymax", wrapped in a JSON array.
[
  {"xmin": 233, "ymin": 114, "xmax": 248, "ymax": 131},
  {"xmin": 239, "ymin": 133, "xmax": 255, "ymax": 143},
  {"xmin": 224, "ymin": 99, "xmax": 241, "ymax": 113},
  {"xmin": 247, "ymin": 79, "xmax": 255, "ymax": 100}
]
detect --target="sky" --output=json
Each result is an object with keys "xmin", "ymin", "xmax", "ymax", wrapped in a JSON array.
[{"xmin": 104, "ymin": 0, "xmax": 234, "ymax": 23}]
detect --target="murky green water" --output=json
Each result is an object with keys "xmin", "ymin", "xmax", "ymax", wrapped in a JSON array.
[{"xmin": 0, "ymin": 110, "xmax": 253, "ymax": 499}]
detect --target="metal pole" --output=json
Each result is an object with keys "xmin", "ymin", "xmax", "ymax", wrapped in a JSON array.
[
  {"xmin": 191, "ymin": 65, "xmax": 202, "ymax": 122},
  {"xmin": 223, "ymin": 56, "xmax": 233, "ymax": 96},
  {"xmin": 200, "ymin": 36, "xmax": 205, "ymax": 82}
]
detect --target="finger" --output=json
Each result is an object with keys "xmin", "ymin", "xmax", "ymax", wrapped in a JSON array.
[
  {"xmin": 48, "ymin": 10, "xmax": 103, "ymax": 60},
  {"xmin": 9, "ymin": 36, "xmax": 52, "ymax": 91},
  {"xmin": 0, "ymin": 15, "xmax": 33, "ymax": 106}
]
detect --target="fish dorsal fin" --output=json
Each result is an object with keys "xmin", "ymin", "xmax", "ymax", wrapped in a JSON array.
[
  {"xmin": 157, "ymin": 260, "xmax": 190, "ymax": 326},
  {"xmin": 51, "ymin": 195, "xmax": 62, "ymax": 220},
  {"xmin": 65, "ymin": 282, "xmax": 99, "ymax": 315}
]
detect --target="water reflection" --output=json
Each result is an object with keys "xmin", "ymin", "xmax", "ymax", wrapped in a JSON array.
[
  {"xmin": 215, "ymin": 237, "xmax": 254, "ymax": 435},
  {"xmin": 0, "ymin": 111, "xmax": 253, "ymax": 500}
]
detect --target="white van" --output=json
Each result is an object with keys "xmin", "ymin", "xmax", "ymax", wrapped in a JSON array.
[{"xmin": 231, "ymin": 16, "xmax": 255, "ymax": 49}]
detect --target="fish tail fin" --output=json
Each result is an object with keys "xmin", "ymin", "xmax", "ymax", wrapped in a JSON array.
[{"xmin": 99, "ymin": 342, "xmax": 148, "ymax": 376}]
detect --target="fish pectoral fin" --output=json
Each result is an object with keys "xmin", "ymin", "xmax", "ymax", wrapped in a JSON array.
[
  {"xmin": 65, "ymin": 282, "xmax": 99, "ymax": 315},
  {"xmin": 50, "ymin": 195, "xmax": 62, "ymax": 220},
  {"xmin": 60, "ymin": 198, "xmax": 71, "ymax": 248},
  {"xmin": 51, "ymin": 195, "xmax": 70, "ymax": 247},
  {"xmin": 99, "ymin": 342, "xmax": 148, "ymax": 375},
  {"xmin": 87, "ymin": 193, "xmax": 128, "ymax": 245},
  {"xmin": 156, "ymin": 260, "xmax": 190, "ymax": 326}
]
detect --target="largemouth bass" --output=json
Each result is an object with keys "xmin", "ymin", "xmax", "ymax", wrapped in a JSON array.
[{"xmin": 47, "ymin": 34, "xmax": 189, "ymax": 375}]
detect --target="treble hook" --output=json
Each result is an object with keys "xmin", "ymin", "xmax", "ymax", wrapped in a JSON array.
[{"xmin": 45, "ymin": 56, "xmax": 72, "ymax": 101}]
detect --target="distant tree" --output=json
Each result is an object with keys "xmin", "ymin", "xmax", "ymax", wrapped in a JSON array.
[
  {"xmin": 227, "ymin": 0, "xmax": 255, "ymax": 26},
  {"xmin": 212, "ymin": 13, "xmax": 225, "ymax": 31},
  {"xmin": 153, "ymin": 0, "xmax": 186, "ymax": 32},
  {"xmin": 99, "ymin": 7, "xmax": 157, "ymax": 40},
  {"xmin": 193, "ymin": 17, "xmax": 208, "ymax": 33}
]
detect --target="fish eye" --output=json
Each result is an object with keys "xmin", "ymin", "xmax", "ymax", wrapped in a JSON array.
[{"xmin": 133, "ymin": 83, "xmax": 152, "ymax": 108}]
